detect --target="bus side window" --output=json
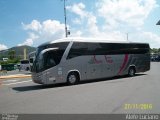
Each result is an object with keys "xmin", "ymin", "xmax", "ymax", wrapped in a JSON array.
[{"xmin": 67, "ymin": 42, "xmax": 88, "ymax": 59}]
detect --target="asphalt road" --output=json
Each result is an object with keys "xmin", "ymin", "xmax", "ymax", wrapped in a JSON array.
[{"xmin": 0, "ymin": 62, "xmax": 159, "ymax": 114}]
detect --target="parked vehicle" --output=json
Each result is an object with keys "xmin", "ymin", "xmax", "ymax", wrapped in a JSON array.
[
  {"xmin": 150, "ymin": 54, "xmax": 160, "ymax": 62},
  {"xmin": 1, "ymin": 64, "xmax": 16, "ymax": 71},
  {"xmin": 28, "ymin": 51, "xmax": 36, "ymax": 71},
  {"xmin": 19, "ymin": 60, "xmax": 30, "ymax": 71}
]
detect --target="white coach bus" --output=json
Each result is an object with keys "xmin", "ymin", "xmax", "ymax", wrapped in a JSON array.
[{"xmin": 31, "ymin": 38, "xmax": 150, "ymax": 85}]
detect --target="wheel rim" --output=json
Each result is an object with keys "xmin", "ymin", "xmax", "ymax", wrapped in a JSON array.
[{"xmin": 68, "ymin": 74, "xmax": 76, "ymax": 84}]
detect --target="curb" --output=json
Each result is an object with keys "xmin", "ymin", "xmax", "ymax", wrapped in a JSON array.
[{"xmin": 0, "ymin": 74, "xmax": 31, "ymax": 79}]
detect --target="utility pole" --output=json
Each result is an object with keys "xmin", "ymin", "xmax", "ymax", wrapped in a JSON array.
[
  {"xmin": 63, "ymin": 0, "xmax": 68, "ymax": 37},
  {"xmin": 126, "ymin": 33, "xmax": 129, "ymax": 41},
  {"xmin": 24, "ymin": 48, "xmax": 27, "ymax": 60}
]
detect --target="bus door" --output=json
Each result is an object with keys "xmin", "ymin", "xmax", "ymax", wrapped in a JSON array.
[{"xmin": 41, "ymin": 49, "xmax": 60, "ymax": 84}]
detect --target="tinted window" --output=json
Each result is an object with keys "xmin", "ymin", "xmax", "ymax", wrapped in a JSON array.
[
  {"xmin": 21, "ymin": 60, "xmax": 29, "ymax": 64},
  {"xmin": 29, "ymin": 58, "xmax": 33, "ymax": 63},
  {"xmin": 67, "ymin": 42, "xmax": 149, "ymax": 59},
  {"xmin": 67, "ymin": 42, "xmax": 88, "ymax": 59},
  {"xmin": 44, "ymin": 51, "xmax": 56, "ymax": 69},
  {"xmin": 36, "ymin": 42, "xmax": 69, "ymax": 57},
  {"xmin": 43, "ymin": 50, "xmax": 63, "ymax": 70},
  {"xmin": 33, "ymin": 42, "xmax": 69, "ymax": 72},
  {"xmin": 97, "ymin": 43, "xmax": 149, "ymax": 54},
  {"xmin": 87, "ymin": 43, "xmax": 101, "ymax": 55}
]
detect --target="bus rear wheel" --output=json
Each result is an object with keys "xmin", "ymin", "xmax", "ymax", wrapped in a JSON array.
[
  {"xmin": 67, "ymin": 72, "xmax": 79, "ymax": 85},
  {"xmin": 128, "ymin": 67, "xmax": 135, "ymax": 77}
]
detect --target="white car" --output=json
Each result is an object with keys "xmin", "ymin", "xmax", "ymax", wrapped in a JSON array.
[{"xmin": 19, "ymin": 60, "xmax": 30, "ymax": 71}]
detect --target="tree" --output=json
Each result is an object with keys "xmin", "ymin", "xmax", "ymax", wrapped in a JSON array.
[
  {"xmin": 158, "ymin": 48, "xmax": 160, "ymax": 53},
  {"xmin": 8, "ymin": 50, "xmax": 16, "ymax": 59}
]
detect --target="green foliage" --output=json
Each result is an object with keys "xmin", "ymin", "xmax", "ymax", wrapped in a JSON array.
[
  {"xmin": 0, "ymin": 45, "xmax": 36, "ymax": 60},
  {"xmin": 150, "ymin": 48, "xmax": 160, "ymax": 54},
  {"xmin": 0, "ymin": 58, "xmax": 20, "ymax": 65},
  {"xmin": 8, "ymin": 50, "xmax": 16, "ymax": 59}
]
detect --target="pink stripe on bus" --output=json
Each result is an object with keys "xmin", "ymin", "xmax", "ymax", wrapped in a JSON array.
[
  {"xmin": 118, "ymin": 54, "xmax": 128, "ymax": 75},
  {"xmin": 93, "ymin": 55, "xmax": 102, "ymax": 64}
]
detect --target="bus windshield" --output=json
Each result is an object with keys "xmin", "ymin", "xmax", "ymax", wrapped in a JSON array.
[
  {"xmin": 33, "ymin": 49, "xmax": 65, "ymax": 73},
  {"xmin": 29, "ymin": 51, "xmax": 36, "ymax": 63},
  {"xmin": 35, "ymin": 42, "xmax": 69, "ymax": 59},
  {"xmin": 32, "ymin": 42, "xmax": 69, "ymax": 73}
]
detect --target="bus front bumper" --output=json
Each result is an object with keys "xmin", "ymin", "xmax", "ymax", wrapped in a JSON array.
[{"xmin": 31, "ymin": 73, "xmax": 44, "ymax": 84}]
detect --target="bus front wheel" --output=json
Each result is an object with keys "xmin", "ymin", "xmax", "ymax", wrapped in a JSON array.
[
  {"xmin": 128, "ymin": 67, "xmax": 135, "ymax": 77},
  {"xmin": 67, "ymin": 72, "xmax": 79, "ymax": 85}
]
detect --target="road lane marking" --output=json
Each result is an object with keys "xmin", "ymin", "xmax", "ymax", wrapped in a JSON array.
[
  {"xmin": 0, "ymin": 74, "xmax": 31, "ymax": 79},
  {"xmin": 3, "ymin": 80, "xmax": 18, "ymax": 83},
  {"xmin": 2, "ymin": 80, "xmax": 32, "ymax": 86}
]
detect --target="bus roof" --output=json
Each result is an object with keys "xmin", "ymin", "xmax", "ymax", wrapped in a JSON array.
[
  {"xmin": 51, "ymin": 37, "xmax": 129, "ymax": 43},
  {"xmin": 38, "ymin": 37, "xmax": 149, "ymax": 47}
]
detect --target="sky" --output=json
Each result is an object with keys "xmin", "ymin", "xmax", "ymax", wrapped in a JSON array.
[{"xmin": 0, "ymin": 0, "xmax": 160, "ymax": 51}]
